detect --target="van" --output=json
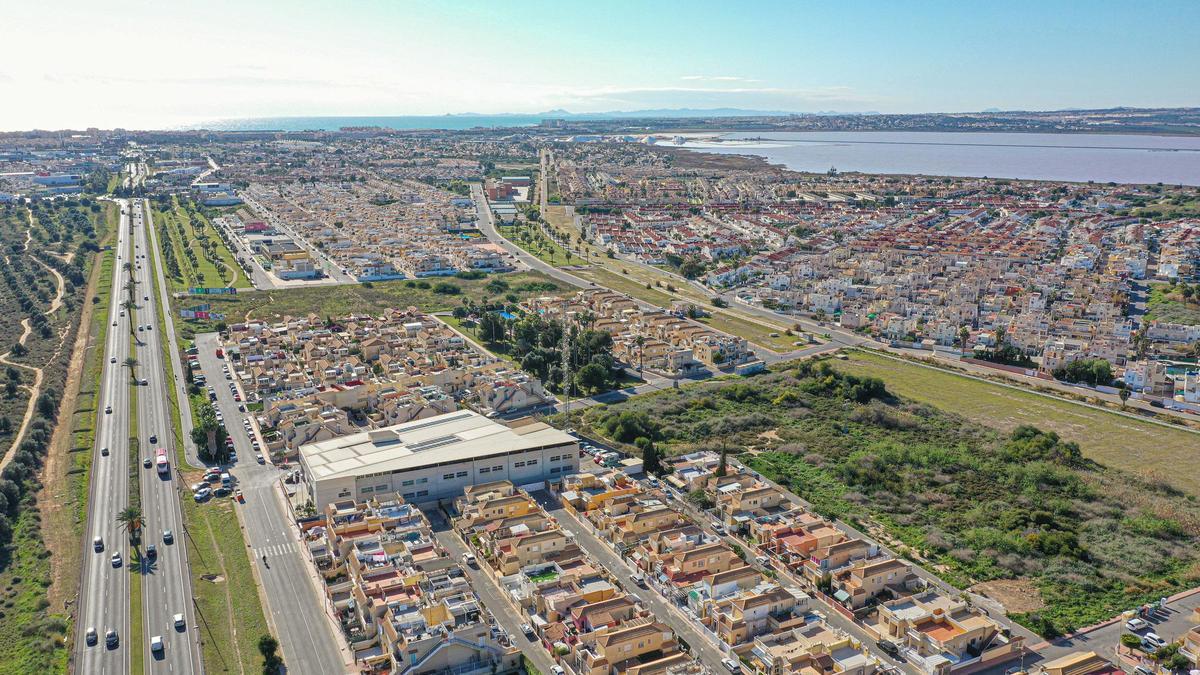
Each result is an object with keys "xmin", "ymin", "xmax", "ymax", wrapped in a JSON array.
[{"xmin": 220, "ymin": 472, "xmax": 232, "ymax": 486}]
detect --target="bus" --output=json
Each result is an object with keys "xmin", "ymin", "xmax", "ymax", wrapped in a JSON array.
[{"xmin": 155, "ymin": 448, "xmax": 169, "ymax": 476}]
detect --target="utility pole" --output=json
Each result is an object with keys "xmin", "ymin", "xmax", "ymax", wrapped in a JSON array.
[{"xmin": 560, "ymin": 298, "xmax": 572, "ymax": 423}]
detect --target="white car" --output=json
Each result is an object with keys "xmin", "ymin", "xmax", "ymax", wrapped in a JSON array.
[
  {"xmin": 1126, "ymin": 617, "xmax": 1149, "ymax": 632},
  {"xmin": 150, "ymin": 635, "xmax": 163, "ymax": 653},
  {"xmin": 173, "ymin": 613, "xmax": 186, "ymax": 630},
  {"xmin": 1142, "ymin": 632, "xmax": 1166, "ymax": 649}
]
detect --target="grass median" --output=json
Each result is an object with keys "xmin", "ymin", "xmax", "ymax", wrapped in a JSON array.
[
  {"xmin": 181, "ymin": 492, "xmax": 270, "ymax": 673},
  {"xmin": 127, "ymin": 338, "xmax": 144, "ymax": 675}
]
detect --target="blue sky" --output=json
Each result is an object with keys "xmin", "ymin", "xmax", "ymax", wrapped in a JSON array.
[{"xmin": 1, "ymin": 0, "xmax": 1197, "ymax": 129}]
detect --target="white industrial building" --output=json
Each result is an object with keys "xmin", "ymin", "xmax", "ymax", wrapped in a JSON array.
[{"xmin": 297, "ymin": 410, "xmax": 579, "ymax": 508}]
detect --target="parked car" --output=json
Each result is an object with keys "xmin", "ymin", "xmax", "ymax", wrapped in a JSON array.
[
  {"xmin": 722, "ymin": 658, "xmax": 741, "ymax": 673},
  {"xmin": 878, "ymin": 640, "xmax": 901, "ymax": 657},
  {"xmin": 255, "ymin": 453, "xmax": 264, "ymax": 464},
  {"xmin": 461, "ymin": 552, "xmax": 476, "ymax": 566},
  {"xmin": 1126, "ymin": 618, "xmax": 1150, "ymax": 632},
  {"xmin": 193, "ymin": 487, "xmax": 211, "ymax": 501},
  {"xmin": 520, "ymin": 623, "xmax": 534, "ymax": 638},
  {"xmin": 1142, "ymin": 632, "xmax": 1166, "ymax": 650}
]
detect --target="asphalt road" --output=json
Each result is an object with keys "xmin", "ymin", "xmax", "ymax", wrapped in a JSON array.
[
  {"xmin": 132, "ymin": 199, "xmax": 203, "ymax": 674},
  {"xmin": 426, "ymin": 509, "xmax": 560, "ymax": 675},
  {"xmin": 529, "ymin": 490, "xmax": 735, "ymax": 672},
  {"xmin": 75, "ymin": 200, "xmax": 134, "ymax": 674},
  {"xmin": 192, "ymin": 331, "xmax": 346, "ymax": 674}
]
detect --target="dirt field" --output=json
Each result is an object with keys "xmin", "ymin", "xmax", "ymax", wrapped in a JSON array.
[{"xmin": 971, "ymin": 579, "xmax": 1046, "ymax": 614}]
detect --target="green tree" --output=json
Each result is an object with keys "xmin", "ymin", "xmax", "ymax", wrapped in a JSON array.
[{"xmin": 117, "ymin": 506, "xmax": 143, "ymax": 544}]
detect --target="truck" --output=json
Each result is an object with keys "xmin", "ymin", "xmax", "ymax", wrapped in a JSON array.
[{"xmin": 155, "ymin": 448, "xmax": 169, "ymax": 476}]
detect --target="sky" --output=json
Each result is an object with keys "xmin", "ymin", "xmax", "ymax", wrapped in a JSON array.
[{"xmin": 1, "ymin": 0, "xmax": 1198, "ymax": 130}]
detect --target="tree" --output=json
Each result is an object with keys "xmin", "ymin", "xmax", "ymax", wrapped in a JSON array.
[
  {"xmin": 716, "ymin": 448, "xmax": 728, "ymax": 477},
  {"xmin": 635, "ymin": 436, "xmax": 661, "ymax": 475},
  {"xmin": 686, "ymin": 489, "xmax": 714, "ymax": 510},
  {"xmin": 1120, "ymin": 633, "xmax": 1143, "ymax": 649},
  {"xmin": 1119, "ymin": 388, "xmax": 1131, "ymax": 408},
  {"xmin": 258, "ymin": 634, "xmax": 283, "ymax": 673},
  {"xmin": 634, "ymin": 335, "xmax": 645, "ymax": 373},
  {"xmin": 117, "ymin": 506, "xmax": 143, "ymax": 544}
]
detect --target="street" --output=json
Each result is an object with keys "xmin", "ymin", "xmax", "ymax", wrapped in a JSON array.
[
  {"xmin": 192, "ymin": 331, "xmax": 348, "ymax": 674},
  {"xmin": 133, "ymin": 198, "xmax": 204, "ymax": 673},
  {"xmin": 74, "ymin": 199, "xmax": 134, "ymax": 675}
]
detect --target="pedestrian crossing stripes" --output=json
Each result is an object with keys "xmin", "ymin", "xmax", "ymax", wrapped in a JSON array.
[{"xmin": 254, "ymin": 542, "xmax": 299, "ymax": 559}]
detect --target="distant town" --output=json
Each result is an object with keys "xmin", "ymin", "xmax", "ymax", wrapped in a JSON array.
[{"xmin": 0, "ymin": 118, "xmax": 1198, "ymax": 675}]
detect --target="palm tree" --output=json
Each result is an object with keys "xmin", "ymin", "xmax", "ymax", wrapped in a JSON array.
[
  {"xmin": 117, "ymin": 506, "xmax": 143, "ymax": 544},
  {"xmin": 634, "ymin": 335, "xmax": 646, "ymax": 373}
]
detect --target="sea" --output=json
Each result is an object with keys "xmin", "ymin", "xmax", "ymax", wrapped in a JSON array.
[{"xmin": 674, "ymin": 131, "xmax": 1200, "ymax": 186}]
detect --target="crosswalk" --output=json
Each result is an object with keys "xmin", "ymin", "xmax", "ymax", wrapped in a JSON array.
[{"xmin": 253, "ymin": 541, "xmax": 300, "ymax": 559}]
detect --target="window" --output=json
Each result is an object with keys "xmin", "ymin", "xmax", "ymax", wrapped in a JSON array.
[
  {"xmin": 527, "ymin": 459, "xmax": 537, "ymax": 466},
  {"xmin": 416, "ymin": 477, "xmax": 428, "ymax": 484},
  {"xmin": 514, "ymin": 461, "xmax": 525, "ymax": 468},
  {"xmin": 361, "ymin": 486, "xmax": 374, "ymax": 493},
  {"xmin": 443, "ymin": 473, "xmax": 455, "ymax": 481},
  {"xmin": 549, "ymin": 455, "xmax": 560, "ymax": 462},
  {"xmin": 493, "ymin": 465, "xmax": 503, "ymax": 472},
  {"xmin": 401, "ymin": 479, "xmax": 414, "ymax": 487},
  {"xmin": 479, "ymin": 467, "xmax": 490, "ymax": 474},
  {"xmin": 403, "ymin": 492, "xmax": 416, "ymax": 499},
  {"xmin": 550, "ymin": 467, "xmax": 560, "ymax": 474},
  {"xmin": 456, "ymin": 471, "xmax": 468, "ymax": 478},
  {"xmin": 416, "ymin": 490, "xmax": 428, "ymax": 498}
]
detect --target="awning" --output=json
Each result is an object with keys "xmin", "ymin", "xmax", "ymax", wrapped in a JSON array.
[{"xmin": 833, "ymin": 589, "xmax": 851, "ymax": 602}]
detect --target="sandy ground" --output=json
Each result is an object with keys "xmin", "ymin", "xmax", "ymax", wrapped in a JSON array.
[{"xmin": 970, "ymin": 578, "xmax": 1046, "ymax": 614}]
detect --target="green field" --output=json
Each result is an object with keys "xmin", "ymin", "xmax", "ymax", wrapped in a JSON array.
[
  {"xmin": 829, "ymin": 350, "xmax": 1200, "ymax": 496},
  {"xmin": 182, "ymin": 494, "xmax": 272, "ymax": 673},
  {"xmin": 154, "ymin": 197, "xmax": 251, "ymax": 292},
  {"xmin": 1145, "ymin": 283, "xmax": 1200, "ymax": 325},
  {"xmin": 170, "ymin": 271, "xmax": 566, "ymax": 339}
]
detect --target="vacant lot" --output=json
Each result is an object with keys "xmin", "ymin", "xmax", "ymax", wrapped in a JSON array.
[
  {"xmin": 829, "ymin": 350, "xmax": 1200, "ymax": 496},
  {"xmin": 153, "ymin": 197, "xmax": 251, "ymax": 292},
  {"xmin": 578, "ymin": 360, "xmax": 1200, "ymax": 637},
  {"xmin": 1145, "ymin": 282, "xmax": 1200, "ymax": 325},
  {"xmin": 170, "ymin": 271, "xmax": 566, "ymax": 340}
]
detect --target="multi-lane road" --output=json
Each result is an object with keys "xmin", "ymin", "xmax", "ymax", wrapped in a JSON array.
[
  {"xmin": 131, "ymin": 199, "xmax": 203, "ymax": 673},
  {"xmin": 75, "ymin": 200, "xmax": 134, "ymax": 674}
]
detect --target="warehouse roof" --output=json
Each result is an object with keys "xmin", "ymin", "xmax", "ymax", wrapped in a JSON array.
[{"xmin": 299, "ymin": 410, "xmax": 575, "ymax": 481}]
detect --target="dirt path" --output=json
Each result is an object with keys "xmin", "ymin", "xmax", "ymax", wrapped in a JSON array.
[
  {"xmin": 33, "ymin": 256, "xmax": 66, "ymax": 315},
  {"xmin": 0, "ymin": 319, "xmax": 45, "ymax": 472}
]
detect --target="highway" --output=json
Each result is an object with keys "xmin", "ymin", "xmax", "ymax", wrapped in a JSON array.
[
  {"xmin": 131, "ymin": 198, "xmax": 203, "ymax": 673},
  {"xmin": 192, "ymin": 331, "xmax": 347, "ymax": 674},
  {"xmin": 74, "ymin": 199, "xmax": 133, "ymax": 674}
]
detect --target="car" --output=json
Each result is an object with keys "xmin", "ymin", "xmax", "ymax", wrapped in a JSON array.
[
  {"xmin": 1143, "ymin": 632, "xmax": 1166, "ymax": 649},
  {"xmin": 255, "ymin": 453, "xmax": 264, "ymax": 463},
  {"xmin": 110, "ymin": 356, "xmax": 116, "ymax": 363},
  {"xmin": 146, "ymin": 543, "xmax": 157, "ymax": 559},
  {"xmin": 149, "ymin": 434, "xmax": 157, "ymax": 443},
  {"xmin": 193, "ymin": 487, "xmax": 211, "ymax": 502},
  {"xmin": 143, "ymin": 457, "xmax": 152, "ymax": 468},
  {"xmin": 237, "ymin": 404, "xmax": 246, "ymax": 412},
  {"xmin": 138, "ymin": 325, "xmax": 143, "ymax": 331},
  {"xmin": 105, "ymin": 629, "xmax": 119, "ymax": 648},
  {"xmin": 85, "ymin": 627, "xmax": 97, "ymax": 646},
  {"xmin": 150, "ymin": 635, "xmax": 163, "ymax": 653},
  {"xmin": 632, "ymin": 573, "xmax": 648, "ymax": 588},
  {"xmin": 1135, "ymin": 667, "xmax": 1155, "ymax": 675},
  {"xmin": 1127, "ymin": 618, "xmax": 1150, "ymax": 632},
  {"xmin": 711, "ymin": 522, "xmax": 725, "ymax": 534},
  {"xmin": 721, "ymin": 658, "xmax": 741, "ymax": 673},
  {"xmin": 755, "ymin": 555, "xmax": 771, "ymax": 566},
  {"xmin": 878, "ymin": 640, "xmax": 901, "ymax": 657},
  {"xmin": 228, "ymin": 452, "xmax": 238, "ymax": 463},
  {"xmin": 163, "ymin": 529, "xmax": 174, "ymax": 544},
  {"xmin": 140, "ymin": 378, "xmax": 148, "ymax": 386},
  {"xmin": 93, "ymin": 536, "xmax": 103, "ymax": 552},
  {"xmin": 146, "ymin": 325, "xmax": 151, "ymax": 331},
  {"xmin": 461, "ymin": 552, "xmax": 476, "ymax": 566},
  {"xmin": 144, "ymin": 295, "xmax": 148, "ymax": 301},
  {"xmin": 214, "ymin": 486, "xmax": 231, "ymax": 497},
  {"xmin": 105, "ymin": 405, "xmax": 112, "ymax": 414},
  {"xmin": 191, "ymin": 482, "xmax": 206, "ymax": 492},
  {"xmin": 233, "ymin": 394, "xmax": 241, "ymax": 402},
  {"xmin": 174, "ymin": 613, "xmax": 185, "ymax": 630},
  {"xmin": 111, "ymin": 552, "xmax": 122, "ymax": 567},
  {"xmin": 550, "ymin": 667, "xmax": 565, "ymax": 675},
  {"xmin": 113, "ymin": 321, "xmax": 117, "ymax": 327},
  {"xmin": 235, "ymin": 489, "xmax": 244, "ymax": 502},
  {"xmin": 101, "ymin": 446, "xmax": 109, "ymax": 456}
]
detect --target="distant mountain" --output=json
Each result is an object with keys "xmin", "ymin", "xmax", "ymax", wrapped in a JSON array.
[{"xmin": 442, "ymin": 108, "xmax": 805, "ymax": 119}]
